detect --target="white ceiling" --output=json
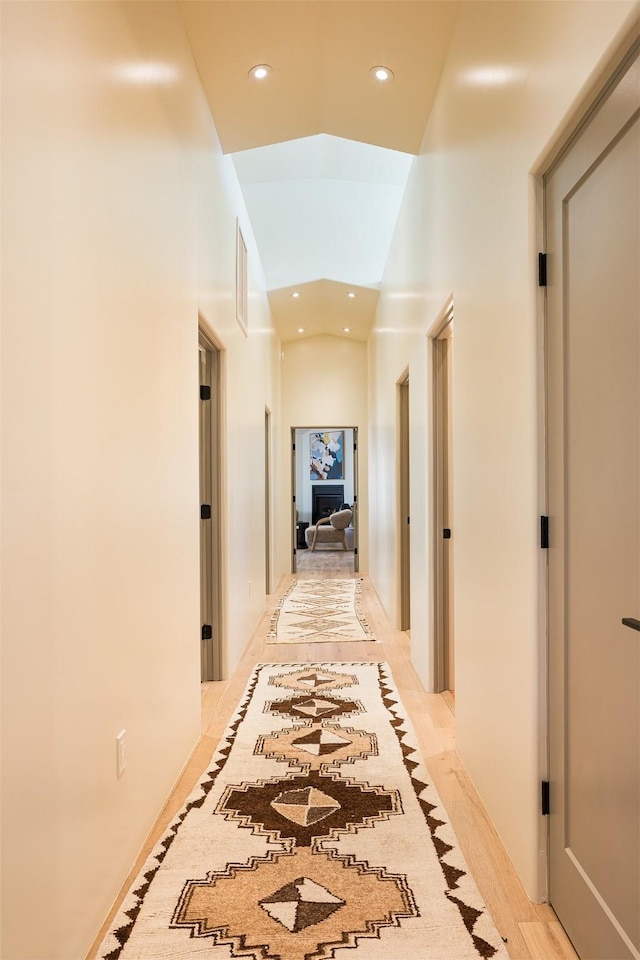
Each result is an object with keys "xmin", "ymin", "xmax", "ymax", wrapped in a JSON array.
[
  {"xmin": 232, "ymin": 135, "xmax": 413, "ymax": 288},
  {"xmin": 180, "ymin": 1, "xmax": 460, "ymax": 342}
]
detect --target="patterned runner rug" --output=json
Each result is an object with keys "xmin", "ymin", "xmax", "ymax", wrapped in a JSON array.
[
  {"xmin": 268, "ymin": 579, "xmax": 374, "ymax": 644},
  {"xmin": 99, "ymin": 662, "xmax": 509, "ymax": 960}
]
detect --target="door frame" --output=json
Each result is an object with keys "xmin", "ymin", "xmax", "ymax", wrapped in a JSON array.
[
  {"xmin": 291, "ymin": 426, "xmax": 359, "ymax": 573},
  {"xmin": 397, "ymin": 373, "xmax": 410, "ymax": 631},
  {"xmin": 198, "ymin": 320, "xmax": 225, "ymax": 681},
  {"xmin": 429, "ymin": 303, "xmax": 454, "ymax": 694},
  {"xmin": 536, "ymin": 30, "xmax": 640, "ymax": 908}
]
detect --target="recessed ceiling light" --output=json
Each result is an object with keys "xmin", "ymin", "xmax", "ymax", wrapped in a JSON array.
[
  {"xmin": 249, "ymin": 64, "xmax": 272, "ymax": 80},
  {"xmin": 297, "ymin": 327, "xmax": 305, "ymax": 334},
  {"xmin": 347, "ymin": 292, "xmax": 357, "ymax": 299},
  {"xmin": 291, "ymin": 291, "xmax": 300, "ymax": 298},
  {"xmin": 343, "ymin": 327, "xmax": 351, "ymax": 333},
  {"xmin": 371, "ymin": 65, "xmax": 393, "ymax": 82}
]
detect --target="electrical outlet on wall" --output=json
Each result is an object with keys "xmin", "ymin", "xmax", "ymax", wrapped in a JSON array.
[{"xmin": 116, "ymin": 729, "xmax": 127, "ymax": 778}]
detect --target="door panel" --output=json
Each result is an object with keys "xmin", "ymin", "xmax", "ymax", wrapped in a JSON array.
[
  {"xmin": 547, "ymin": 47, "xmax": 639, "ymax": 960},
  {"xmin": 199, "ymin": 332, "xmax": 222, "ymax": 682}
]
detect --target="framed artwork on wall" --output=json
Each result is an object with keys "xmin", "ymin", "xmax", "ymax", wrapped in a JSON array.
[{"xmin": 309, "ymin": 431, "xmax": 344, "ymax": 481}]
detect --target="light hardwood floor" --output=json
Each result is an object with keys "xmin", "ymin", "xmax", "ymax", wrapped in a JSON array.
[{"xmin": 87, "ymin": 567, "xmax": 578, "ymax": 960}]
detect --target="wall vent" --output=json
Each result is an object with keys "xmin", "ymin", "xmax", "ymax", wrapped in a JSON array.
[{"xmin": 236, "ymin": 221, "xmax": 248, "ymax": 336}]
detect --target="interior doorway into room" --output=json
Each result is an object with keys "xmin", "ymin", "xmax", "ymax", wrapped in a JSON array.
[
  {"xmin": 291, "ymin": 427, "xmax": 359, "ymax": 575},
  {"xmin": 199, "ymin": 327, "xmax": 222, "ymax": 682},
  {"xmin": 546, "ymin": 43, "xmax": 639, "ymax": 960},
  {"xmin": 398, "ymin": 374, "xmax": 410, "ymax": 631},
  {"xmin": 265, "ymin": 407, "xmax": 272, "ymax": 595},
  {"xmin": 432, "ymin": 309, "xmax": 454, "ymax": 693}
]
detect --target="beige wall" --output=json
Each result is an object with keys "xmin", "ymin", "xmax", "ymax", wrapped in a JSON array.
[
  {"xmin": 0, "ymin": 3, "xmax": 280, "ymax": 958},
  {"xmin": 369, "ymin": 0, "xmax": 638, "ymax": 901},
  {"xmin": 280, "ymin": 336, "xmax": 368, "ymax": 571}
]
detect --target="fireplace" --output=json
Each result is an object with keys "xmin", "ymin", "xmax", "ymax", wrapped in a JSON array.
[{"xmin": 312, "ymin": 484, "xmax": 344, "ymax": 525}]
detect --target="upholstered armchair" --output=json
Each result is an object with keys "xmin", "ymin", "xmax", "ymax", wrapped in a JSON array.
[{"xmin": 305, "ymin": 508, "xmax": 353, "ymax": 551}]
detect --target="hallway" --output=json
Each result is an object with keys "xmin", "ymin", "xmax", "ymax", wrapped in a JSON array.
[
  {"xmin": 89, "ymin": 572, "xmax": 577, "ymax": 960},
  {"xmin": 2, "ymin": 3, "xmax": 639, "ymax": 958}
]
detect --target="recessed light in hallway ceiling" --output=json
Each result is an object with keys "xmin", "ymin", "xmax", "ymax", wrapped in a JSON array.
[
  {"xmin": 371, "ymin": 66, "xmax": 394, "ymax": 82},
  {"xmin": 248, "ymin": 64, "xmax": 272, "ymax": 80}
]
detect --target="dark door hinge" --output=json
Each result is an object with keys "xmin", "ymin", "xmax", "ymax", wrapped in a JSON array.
[
  {"xmin": 443, "ymin": 528, "xmax": 451, "ymax": 539},
  {"xmin": 538, "ymin": 253, "xmax": 547, "ymax": 287},
  {"xmin": 540, "ymin": 515, "xmax": 549, "ymax": 549},
  {"xmin": 200, "ymin": 504, "xmax": 211, "ymax": 520},
  {"xmin": 200, "ymin": 385, "xmax": 211, "ymax": 401},
  {"xmin": 541, "ymin": 780, "xmax": 550, "ymax": 816},
  {"xmin": 354, "ymin": 547, "xmax": 358, "ymax": 555},
  {"xmin": 201, "ymin": 624, "xmax": 212, "ymax": 640}
]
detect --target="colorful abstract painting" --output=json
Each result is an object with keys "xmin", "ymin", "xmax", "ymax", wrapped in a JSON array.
[{"xmin": 310, "ymin": 431, "xmax": 344, "ymax": 481}]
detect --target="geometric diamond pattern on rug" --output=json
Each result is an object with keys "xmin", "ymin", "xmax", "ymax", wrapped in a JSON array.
[
  {"xmin": 259, "ymin": 876, "xmax": 345, "ymax": 932},
  {"xmin": 99, "ymin": 662, "xmax": 510, "ymax": 960},
  {"xmin": 266, "ymin": 694, "xmax": 363, "ymax": 721},
  {"xmin": 292, "ymin": 697, "xmax": 338, "ymax": 718},
  {"xmin": 292, "ymin": 728, "xmax": 351, "ymax": 756},
  {"xmin": 267, "ymin": 579, "xmax": 374, "ymax": 643},
  {"xmin": 218, "ymin": 770, "xmax": 400, "ymax": 847},
  {"xmin": 255, "ymin": 722, "xmax": 377, "ymax": 772},
  {"xmin": 171, "ymin": 846, "xmax": 418, "ymax": 960},
  {"xmin": 291, "ymin": 617, "xmax": 348, "ymax": 634},
  {"xmin": 269, "ymin": 667, "xmax": 357, "ymax": 692},
  {"xmin": 271, "ymin": 786, "xmax": 341, "ymax": 826},
  {"xmin": 292, "ymin": 606, "xmax": 339, "ymax": 618}
]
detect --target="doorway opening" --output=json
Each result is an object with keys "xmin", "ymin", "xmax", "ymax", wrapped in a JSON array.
[
  {"xmin": 291, "ymin": 426, "xmax": 359, "ymax": 575},
  {"xmin": 398, "ymin": 373, "xmax": 410, "ymax": 631},
  {"xmin": 199, "ymin": 326, "xmax": 223, "ymax": 682},
  {"xmin": 431, "ymin": 306, "xmax": 454, "ymax": 694}
]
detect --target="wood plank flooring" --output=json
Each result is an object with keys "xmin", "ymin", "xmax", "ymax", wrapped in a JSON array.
[{"xmin": 87, "ymin": 566, "xmax": 578, "ymax": 960}]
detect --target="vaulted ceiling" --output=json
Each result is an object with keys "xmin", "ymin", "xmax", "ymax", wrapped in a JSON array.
[{"xmin": 180, "ymin": 1, "xmax": 460, "ymax": 341}]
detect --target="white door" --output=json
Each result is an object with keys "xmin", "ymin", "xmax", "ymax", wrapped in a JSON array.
[{"xmin": 546, "ymin": 45, "xmax": 639, "ymax": 960}]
